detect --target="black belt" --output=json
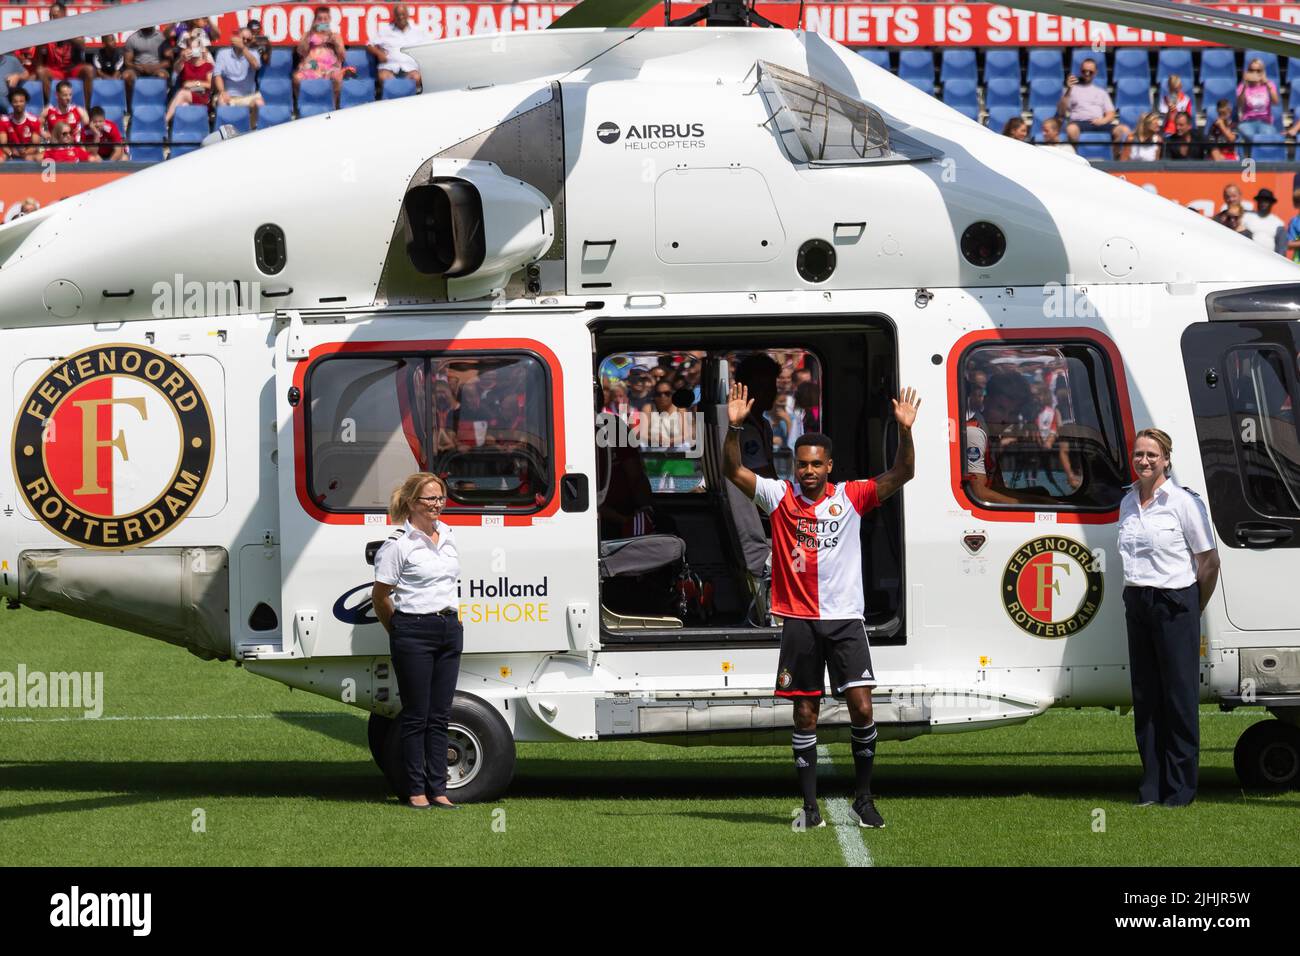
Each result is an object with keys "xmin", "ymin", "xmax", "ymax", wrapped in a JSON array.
[{"xmin": 393, "ymin": 608, "xmax": 458, "ymax": 618}]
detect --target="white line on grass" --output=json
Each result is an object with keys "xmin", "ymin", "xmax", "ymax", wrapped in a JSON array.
[
  {"xmin": 0, "ymin": 713, "xmax": 358, "ymax": 723},
  {"xmin": 817, "ymin": 744, "xmax": 874, "ymax": 868}
]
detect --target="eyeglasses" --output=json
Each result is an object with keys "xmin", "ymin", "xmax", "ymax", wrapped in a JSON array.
[
  {"xmin": 416, "ymin": 495, "xmax": 447, "ymax": 504},
  {"xmin": 655, "ymin": 390, "xmax": 672, "ymax": 397},
  {"xmin": 1131, "ymin": 452, "xmax": 1164, "ymax": 461},
  {"xmin": 1080, "ymin": 69, "xmax": 1095, "ymax": 76}
]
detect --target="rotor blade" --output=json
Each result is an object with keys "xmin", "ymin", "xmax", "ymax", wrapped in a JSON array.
[
  {"xmin": 0, "ymin": 0, "xmax": 250, "ymax": 54},
  {"xmin": 1008, "ymin": 0, "xmax": 1300, "ymax": 60},
  {"xmin": 548, "ymin": 0, "xmax": 662, "ymax": 30}
]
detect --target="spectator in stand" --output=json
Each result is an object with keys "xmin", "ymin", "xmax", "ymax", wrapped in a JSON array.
[
  {"xmin": 165, "ymin": 43, "xmax": 214, "ymax": 123},
  {"xmin": 37, "ymin": 3, "xmax": 94, "ymax": 109},
  {"xmin": 369, "ymin": 3, "xmax": 425, "ymax": 91},
  {"xmin": 1218, "ymin": 183, "xmax": 1242, "ymax": 214},
  {"xmin": 124, "ymin": 26, "xmax": 174, "ymax": 98},
  {"xmin": 1165, "ymin": 111, "xmax": 1207, "ymax": 161},
  {"xmin": 82, "ymin": 105, "xmax": 125, "ymax": 160},
  {"xmin": 15, "ymin": 197, "xmax": 40, "ymax": 218},
  {"xmin": 43, "ymin": 121, "xmax": 96, "ymax": 163},
  {"xmin": 1124, "ymin": 112, "xmax": 1162, "ymax": 161},
  {"xmin": 1158, "ymin": 74, "xmax": 1192, "ymax": 136},
  {"xmin": 1001, "ymin": 116, "xmax": 1028, "ymax": 141},
  {"xmin": 1040, "ymin": 116, "xmax": 1076, "ymax": 154},
  {"xmin": 171, "ymin": 18, "xmax": 218, "ymax": 57},
  {"xmin": 4, "ymin": 88, "xmax": 41, "ymax": 160},
  {"xmin": 296, "ymin": 6, "xmax": 351, "ymax": 106},
  {"xmin": 214, "ymin": 27, "xmax": 264, "ymax": 127},
  {"xmin": 1284, "ymin": 189, "xmax": 1300, "ymax": 263},
  {"xmin": 1213, "ymin": 199, "xmax": 1252, "ymax": 239},
  {"xmin": 1059, "ymin": 58, "xmax": 1130, "ymax": 159},
  {"xmin": 1236, "ymin": 58, "xmax": 1280, "ymax": 157},
  {"xmin": 42, "ymin": 80, "xmax": 88, "ymax": 140},
  {"xmin": 1242, "ymin": 188, "xmax": 1285, "ymax": 255},
  {"xmin": 0, "ymin": 49, "xmax": 31, "ymax": 93},
  {"xmin": 245, "ymin": 20, "xmax": 273, "ymax": 67},
  {"xmin": 1206, "ymin": 99, "xmax": 1239, "ymax": 161},
  {"xmin": 93, "ymin": 34, "xmax": 125, "ymax": 80}
]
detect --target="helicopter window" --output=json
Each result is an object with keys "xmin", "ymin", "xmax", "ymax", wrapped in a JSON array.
[
  {"xmin": 756, "ymin": 60, "xmax": 939, "ymax": 166},
  {"xmin": 1223, "ymin": 347, "xmax": 1300, "ymax": 518},
  {"xmin": 305, "ymin": 352, "xmax": 552, "ymax": 514},
  {"xmin": 960, "ymin": 342, "xmax": 1128, "ymax": 511}
]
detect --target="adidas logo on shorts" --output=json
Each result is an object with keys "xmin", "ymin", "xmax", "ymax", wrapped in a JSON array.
[{"xmin": 795, "ymin": 756, "xmax": 810, "ymax": 768}]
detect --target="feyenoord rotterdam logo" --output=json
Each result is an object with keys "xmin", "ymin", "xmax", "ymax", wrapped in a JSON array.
[
  {"xmin": 1001, "ymin": 535, "xmax": 1103, "ymax": 639},
  {"xmin": 12, "ymin": 344, "xmax": 213, "ymax": 549}
]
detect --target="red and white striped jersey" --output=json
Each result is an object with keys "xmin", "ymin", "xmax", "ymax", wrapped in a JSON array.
[{"xmin": 752, "ymin": 475, "xmax": 878, "ymax": 620}]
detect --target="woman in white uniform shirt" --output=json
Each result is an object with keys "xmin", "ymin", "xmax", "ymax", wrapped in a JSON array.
[
  {"xmin": 372, "ymin": 473, "xmax": 462, "ymax": 809},
  {"xmin": 1118, "ymin": 429, "xmax": 1220, "ymax": 808}
]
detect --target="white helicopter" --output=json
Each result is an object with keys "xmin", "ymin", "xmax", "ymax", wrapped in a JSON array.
[{"xmin": 2, "ymin": 0, "xmax": 1300, "ymax": 803}]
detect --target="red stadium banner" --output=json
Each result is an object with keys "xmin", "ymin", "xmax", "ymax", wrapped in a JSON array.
[{"xmin": 7, "ymin": 3, "xmax": 1300, "ymax": 47}]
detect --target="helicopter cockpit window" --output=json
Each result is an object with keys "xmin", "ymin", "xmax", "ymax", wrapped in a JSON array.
[
  {"xmin": 960, "ymin": 342, "xmax": 1128, "ymax": 511},
  {"xmin": 306, "ymin": 352, "xmax": 552, "ymax": 513},
  {"xmin": 756, "ymin": 60, "xmax": 939, "ymax": 166}
]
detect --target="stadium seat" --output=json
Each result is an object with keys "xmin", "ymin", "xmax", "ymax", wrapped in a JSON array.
[
  {"xmin": 950, "ymin": 103, "xmax": 980, "ymax": 122},
  {"xmin": 1201, "ymin": 75, "xmax": 1236, "ymax": 113},
  {"xmin": 1200, "ymin": 48, "xmax": 1236, "ymax": 87},
  {"xmin": 257, "ymin": 103, "xmax": 292, "ymax": 128},
  {"xmin": 983, "ymin": 49, "xmax": 1020, "ymax": 84},
  {"xmin": 1029, "ymin": 76, "xmax": 1063, "ymax": 113},
  {"xmin": 131, "ymin": 77, "xmax": 167, "ymax": 111},
  {"xmin": 69, "ymin": 84, "xmax": 85, "ymax": 108},
  {"xmin": 1026, "ymin": 48, "xmax": 1063, "ymax": 87},
  {"xmin": 21, "ymin": 80, "xmax": 44, "ymax": 112},
  {"xmin": 1156, "ymin": 48, "xmax": 1194, "ymax": 91},
  {"xmin": 1115, "ymin": 76, "xmax": 1152, "ymax": 117},
  {"xmin": 345, "ymin": 47, "xmax": 374, "ymax": 81},
  {"xmin": 214, "ymin": 104, "xmax": 251, "ymax": 133},
  {"xmin": 1112, "ymin": 48, "xmax": 1149, "ymax": 86},
  {"xmin": 986, "ymin": 105, "xmax": 1024, "ymax": 134},
  {"xmin": 942, "ymin": 78, "xmax": 978, "ymax": 114},
  {"xmin": 297, "ymin": 77, "xmax": 334, "ymax": 117},
  {"xmin": 101, "ymin": 105, "xmax": 125, "ymax": 130},
  {"xmin": 1031, "ymin": 104, "xmax": 1060, "ymax": 129},
  {"xmin": 258, "ymin": 76, "xmax": 292, "ymax": 109},
  {"xmin": 1251, "ymin": 142, "xmax": 1287, "ymax": 163},
  {"xmin": 382, "ymin": 77, "xmax": 418, "ymax": 99},
  {"xmin": 169, "ymin": 104, "xmax": 211, "ymax": 157},
  {"xmin": 898, "ymin": 49, "xmax": 934, "ymax": 91},
  {"xmin": 984, "ymin": 76, "xmax": 1021, "ymax": 111},
  {"xmin": 259, "ymin": 47, "xmax": 293, "ymax": 82},
  {"xmin": 1075, "ymin": 129, "xmax": 1112, "ymax": 160},
  {"xmin": 856, "ymin": 49, "xmax": 890, "ymax": 71},
  {"xmin": 91, "ymin": 78, "xmax": 126, "ymax": 113},
  {"xmin": 940, "ymin": 48, "xmax": 977, "ymax": 85},
  {"xmin": 129, "ymin": 104, "xmax": 166, "ymax": 162},
  {"xmin": 1289, "ymin": 78, "xmax": 1300, "ymax": 113},
  {"xmin": 1288, "ymin": 57, "xmax": 1300, "ymax": 91},
  {"xmin": 1069, "ymin": 48, "xmax": 1107, "ymax": 86},
  {"xmin": 339, "ymin": 78, "xmax": 376, "ymax": 109},
  {"xmin": 1118, "ymin": 108, "xmax": 1143, "ymax": 132},
  {"xmin": 1244, "ymin": 50, "xmax": 1280, "ymax": 88}
]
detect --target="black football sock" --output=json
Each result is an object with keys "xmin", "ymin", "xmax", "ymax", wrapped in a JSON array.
[
  {"xmin": 792, "ymin": 731, "xmax": 818, "ymax": 808},
  {"xmin": 850, "ymin": 722, "xmax": 878, "ymax": 798}
]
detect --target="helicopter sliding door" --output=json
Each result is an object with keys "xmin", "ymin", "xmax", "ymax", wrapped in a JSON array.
[
  {"xmin": 274, "ymin": 312, "xmax": 597, "ymax": 659},
  {"xmin": 1182, "ymin": 319, "xmax": 1300, "ymax": 633}
]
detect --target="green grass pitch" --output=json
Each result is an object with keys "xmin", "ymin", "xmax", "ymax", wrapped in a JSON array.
[{"xmin": 2, "ymin": 608, "xmax": 1296, "ymax": 866}]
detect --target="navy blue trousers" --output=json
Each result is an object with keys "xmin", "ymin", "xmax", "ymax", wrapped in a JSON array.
[
  {"xmin": 389, "ymin": 612, "xmax": 463, "ymax": 798},
  {"xmin": 1123, "ymin": 583, "xmax": 1201, "ymax": 806}
]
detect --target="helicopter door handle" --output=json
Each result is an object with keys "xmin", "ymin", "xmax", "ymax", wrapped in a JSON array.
[{"xmin": 1234, "ymin": 521, "xmax": 1293, "ymax": 547}]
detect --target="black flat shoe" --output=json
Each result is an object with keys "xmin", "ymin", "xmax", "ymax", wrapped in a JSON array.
[{"xmin": 406, "ymin": 800, "xmax": 435, "ymax": 810}]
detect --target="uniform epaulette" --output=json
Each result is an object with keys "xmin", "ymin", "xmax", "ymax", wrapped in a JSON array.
[
  {"xmin": 1180, "ymin": 485, "xmax": 1201, "ymax": 498},
  {"xmin": 386, "ymin": 528, "xmax": 406, "ymax": 540}
]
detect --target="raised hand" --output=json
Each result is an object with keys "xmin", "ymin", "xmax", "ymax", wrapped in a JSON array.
[
  {"xmin": 728, "ymin": 380, "xmax": 754, "ymax": 427},
  {"xmin": 892, "ymin": 386, "xmax": 921, "ymax": 429}
]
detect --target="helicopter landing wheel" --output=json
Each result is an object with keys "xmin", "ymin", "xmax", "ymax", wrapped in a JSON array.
[
  {"xmin": 1233, "ymin": 718, "xmax": 1300, "ymax": 790},
  {"xmin": 378, "ymin": 693, "xmax": 516, "ymax": 803}
]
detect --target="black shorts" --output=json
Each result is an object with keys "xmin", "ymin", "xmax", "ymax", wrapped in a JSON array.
[{"xmin": 774, "ymin": 618, "xmax": 876, "ymax": 698}]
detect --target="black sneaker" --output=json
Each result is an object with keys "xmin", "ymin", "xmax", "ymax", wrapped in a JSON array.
[
  {"xmin": 799, "ymin": 805, "xmax": 826, "ymax": 830},
  {"xmin": 852, "ymin": 794, "xmax": 886, "ymax": 828}
]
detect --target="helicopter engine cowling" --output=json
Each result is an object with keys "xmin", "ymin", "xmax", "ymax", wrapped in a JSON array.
[{"xmin": 401, "ymin": 160, "xmax": 554, "ymax": 302}]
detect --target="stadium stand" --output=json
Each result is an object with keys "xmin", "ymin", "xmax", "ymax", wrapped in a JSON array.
[
  {"xmin": 1199, "ymin": 48, "xmax": 1236, "ymax": 87},
  {"xmin": 214, "ymin": 104, "xmax": 252, "ymax": 133},
  {"xmin": 92, "ymin": 78, "xmax": 127, "ymax": 113},
  {"xmin": 297, "ymin": 78, "xmax": 334, "ymax": 117},
  {"xmin": 1112, "ymin": 48, "xmax": 1150, "ymax": 86},
  {"xmin": 340, "ymin": 78, "xmax": 377, "ymax": 109},
  {"xmin": 1156, "ymin": 49, "xmax": 1194, "ymax": 92},
  {"xmin": 382, "ymin": 77, "xmax": 418, "ymax": 99},
  {"xmin": 1069, "ymin": 48, "xmax": 1107, "ymax": 85},
  {"xmin": 168, "ymin": 104, "xmax": 211, "ymax": 157},
  {"xmin": 258, "ymin": 76, "xmax": 293, "ymax": 110},
  {"xmin": 256, "ymin": 104, "xmax": 293, "ymax": 129},
  {"xmin": 856, "ymin": 49, "xmax": 890, "ymax": 71},
  {"xmin": 984, "ymin": 49, "xmax": 1020, "ymax": 84},
  {"xmin": 940, "ymin": 48, "xmax": 977, "ymax": 86},
  {"xmin": 21, "ymin": 80, "xmax": 44, "ymax": 112},
  {"xmin": 259, "ymin": 47, "xmax": 294, "ymax": 82},
  {"xmin": 128, "ymin": 104, "xmax": 166, "ymax": 163},
  {"xmin": 1027, "ymin": 48, "xmax": 1063, "ymax": 87},
  {"xmin": 898, "ymin": 48, "xmax": 935, "ymax": 92},
  {"xmin": 984, "ymin": 76, "xmax": 1022, "ymax": 111},
  {"xmin": 130, "ymin": 77, "xmax": 168, "ymax": 112},
  {"xmin": 345, "ymin": 47, "xmax": 375, "ymax": 81}
]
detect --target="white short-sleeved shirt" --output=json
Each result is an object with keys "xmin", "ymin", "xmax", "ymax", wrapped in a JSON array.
[
  {"xmin": 373, "ymin": 519, "xmax": 460, "ymax": 612},
  {"xmin": 1117, "ymin": 482, "xmax": 1215, "ymax": 588},
  {"xmin": 371, "ymin": 22, "xmax": 421, "ymax": 73},
  {"xmin": 752, "ymin": 475, "xmax": 878, "ymax": 620}
]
